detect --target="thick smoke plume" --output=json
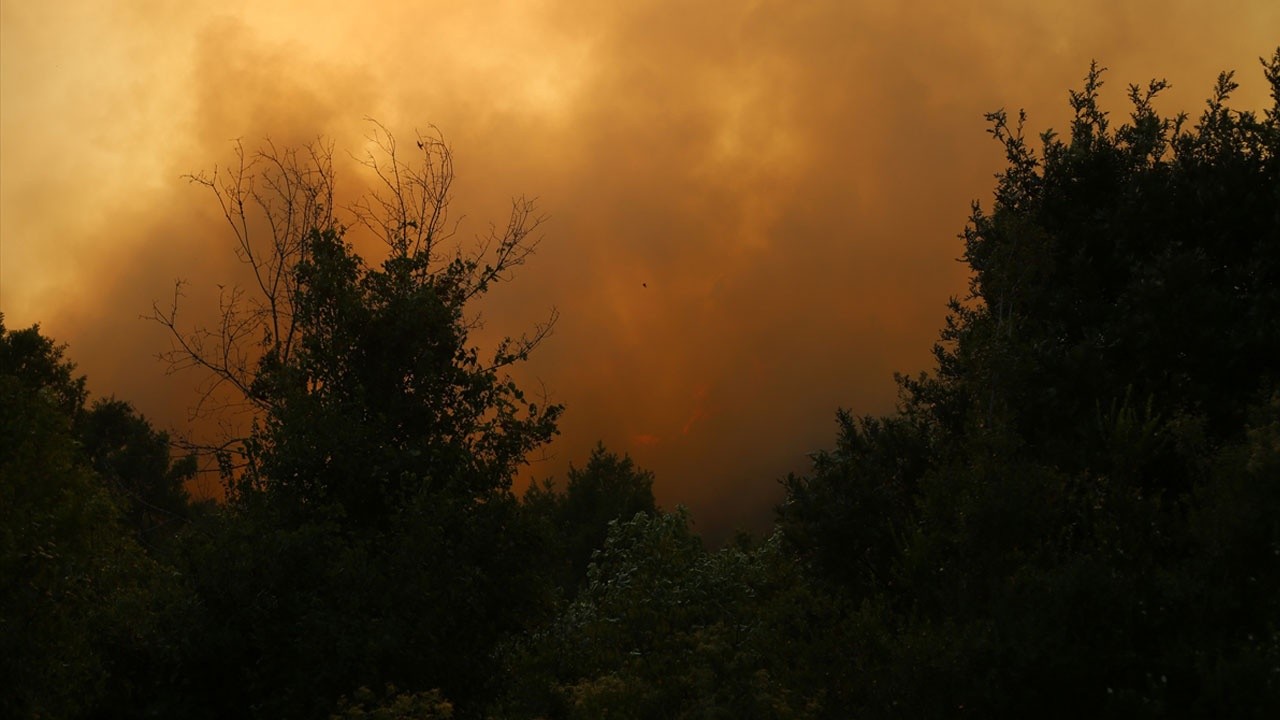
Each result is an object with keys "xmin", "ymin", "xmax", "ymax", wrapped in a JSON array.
[{"xmin": 3, "ymin": 0, "xmax": 1276, "ymax": 535}]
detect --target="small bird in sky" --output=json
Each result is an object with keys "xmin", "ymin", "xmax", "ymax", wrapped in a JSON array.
[{"xmin": 642, "ymin": 282, "xmax": 648, "ymax": 288}]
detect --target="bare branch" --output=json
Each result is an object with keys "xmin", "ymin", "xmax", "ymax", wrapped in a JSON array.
[{"xmin": 153, "ymin": 123, "xmax": 555, "ymax": 487}]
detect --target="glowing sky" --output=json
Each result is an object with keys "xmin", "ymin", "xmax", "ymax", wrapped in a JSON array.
[{"xmin": 2, "ymin": 0, "xmax": 1276, "ymax": 536}]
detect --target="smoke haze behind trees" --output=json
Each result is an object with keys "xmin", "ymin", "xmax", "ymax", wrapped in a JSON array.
[{"xmin": 2, "ymin": 0, "xmax": 1277, "ymax": 535}]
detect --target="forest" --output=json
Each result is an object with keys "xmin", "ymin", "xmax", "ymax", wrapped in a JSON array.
[{"xmin": 3, "ymin": 51, "xmax": 1279, "ymax": 718}]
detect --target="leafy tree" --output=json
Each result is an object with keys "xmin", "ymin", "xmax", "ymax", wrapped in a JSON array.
[
  {"xmin": 498, "ymin": 511, "xmax": 848, "ymax": 719},
  {"xmin": 1, "ymin": 318, "xmax": 196, "ymax": 718},
  {"xmin": 152, "ymin": 127, "xmax": 562, "ymax": 717},
  {"xmin": 243, "ymin": 220, "xmax": 559, "ymax": 525},
  {"xmin": 524, "ymin": 443, "xmax": 659, "ymax": 594},
  {"xmin": 0, "ymin": 317, "xmax": 87, "ymax": 416},
  {"xmin": 780, "ymin": 50, "xmax": 1280, "ymax": 716},
  {"xmin": 81, "ymin": 398, "xmax": 198, "ymax": 544},
  {"xmin": 151, "ymin": 127, "xmax": 560, "ymax": 516},
  {"xmin": 778, "ymin": 410, "xmax": 930, "ymax": 599},
  {"xmin": 0, "ymin": 316, "xmax": 197, "ymax": 546},
  {"xmin": 912, "ymin": 54, "xmax": 1280, "ymax": 476}
]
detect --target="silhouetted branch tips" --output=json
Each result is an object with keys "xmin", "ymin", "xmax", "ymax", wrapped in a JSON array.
[{"xmin": 152, "ymin": 122, "xmax": 556, "ymax": 489}]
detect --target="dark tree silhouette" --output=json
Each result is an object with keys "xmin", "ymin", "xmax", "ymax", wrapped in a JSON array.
[
  {"xmin": 524, "ymin": 443, "xmax": 659, "ymax": 594},
  {"xmin": 780, "ymin": 50, "xmax": 1280, "ymax": 716},
  {"xmin": 1, "ymin": 318, "xmax": 195, "ymax": 718},
  {"xmin": 147, "ymin": 125, "xmax": 563, "ymax": 717},
  {"xmin": 149, "ymin": 125, "xmax": 559, "ymax": 507}
]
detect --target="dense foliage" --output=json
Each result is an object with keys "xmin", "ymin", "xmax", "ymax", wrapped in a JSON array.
[
  {"xmin": 1, "ymin": 319, "xmax": 198, "ymax": 718},
  {"xmin": 3, "ymin": 50, "xmax": 1277, "ymax": 718},
  {"xmin": 779, "ymin": 52, "xmax": 1280, "ymax": 716},
  {"xmin": 523, "ymin": 443, "xmax": 660, "ymax": 595}
]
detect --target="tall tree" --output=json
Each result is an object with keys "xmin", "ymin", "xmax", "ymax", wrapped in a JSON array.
[
  {"xmin": 152, "ymin": 127, "xmax": 560, "ymax": 520},
  {"xmin": 913, "ymin": 54, "xmax": 1280, "ymax": 475},
  {"xmin": 152, "ymin": 126, "xmax": 562, "ymax": 717},
  {"xmin": 780, "ymin": 50, "xmax": 1280, "ymax": 716}
]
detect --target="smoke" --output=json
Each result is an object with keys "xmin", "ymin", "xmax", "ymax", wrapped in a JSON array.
[{"xmin": 3, "ymin": 0, "xmax": 1276, "ymax": 537}]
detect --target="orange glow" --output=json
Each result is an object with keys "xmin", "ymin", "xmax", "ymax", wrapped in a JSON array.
[{"xmin": 3, "ymin": 0, "xmax": 1276, "ymax": 535}]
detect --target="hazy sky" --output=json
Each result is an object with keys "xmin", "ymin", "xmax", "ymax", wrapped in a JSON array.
[{"xmin": 2, "ymin": 0, "xmax": 1276, "ymax": 536}]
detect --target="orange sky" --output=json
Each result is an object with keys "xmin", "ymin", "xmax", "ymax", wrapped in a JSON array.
[{"xmin": 2, "ymin": 0, "xmax": 1276, "ymax": 537}]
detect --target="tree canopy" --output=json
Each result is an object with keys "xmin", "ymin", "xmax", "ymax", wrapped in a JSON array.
[{"xmin": 779, "ymin": 50, "xmax": 1280, "ymax": 716}]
